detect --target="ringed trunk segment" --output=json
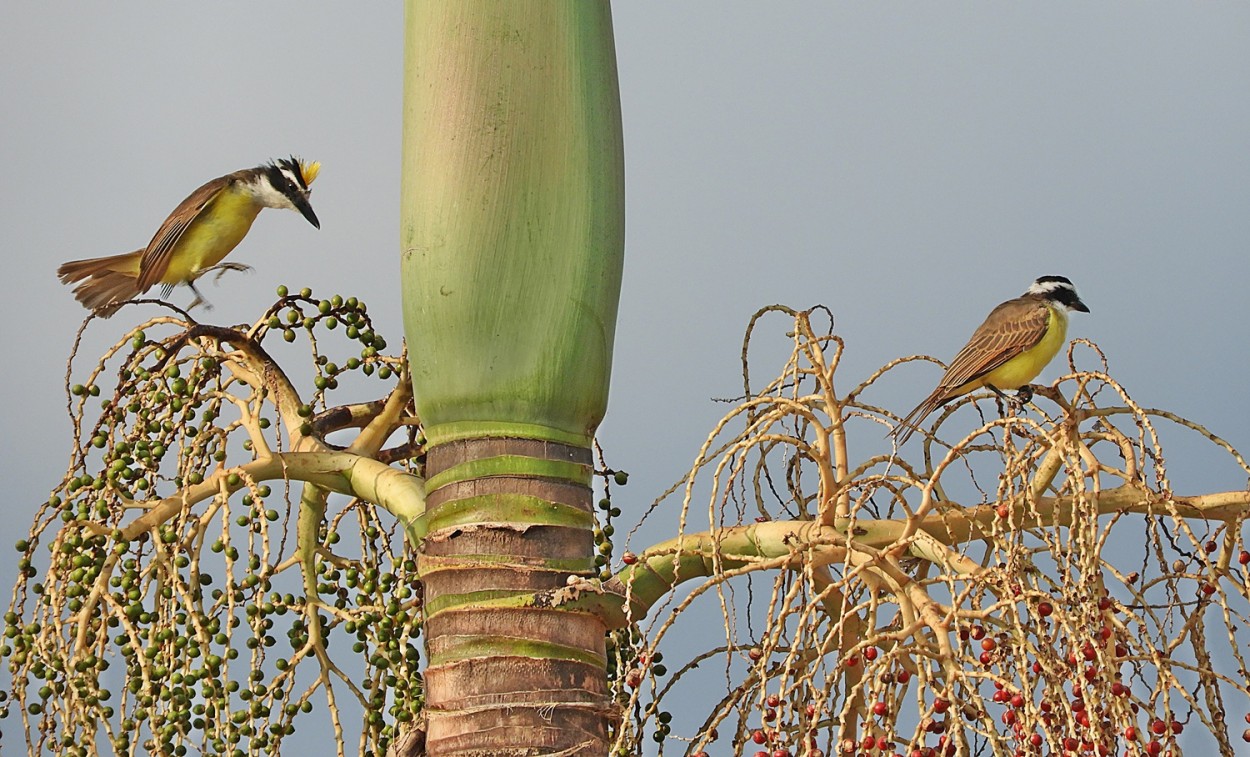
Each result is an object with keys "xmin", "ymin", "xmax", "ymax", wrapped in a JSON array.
[{"xmin": 420, "ymin": 437, "xmax": 612, "ymax": 755}]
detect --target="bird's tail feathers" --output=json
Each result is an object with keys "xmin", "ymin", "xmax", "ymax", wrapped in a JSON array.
[
  {"xmin": 888, "ymin": 390, "xmax": 946, "ymax": 447},
  {"xmin": 57, "ymin": 251, "xmax": 145, "ymax": 316}
]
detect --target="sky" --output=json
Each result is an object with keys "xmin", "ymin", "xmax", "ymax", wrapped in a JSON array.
[{"xmin": 2, "ymin": 2, "xmax": 1249, "ymax": 753}]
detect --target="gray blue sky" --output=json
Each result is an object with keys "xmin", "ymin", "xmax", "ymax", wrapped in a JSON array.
[{"xmin": 2, "ymin": 3, "xmax": 1249, "ymax": 752}]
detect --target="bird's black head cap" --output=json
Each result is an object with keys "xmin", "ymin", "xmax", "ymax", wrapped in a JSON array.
[{"xmin": 1027, "ymin": 275, "xmax": 1089, "ymax": 313}]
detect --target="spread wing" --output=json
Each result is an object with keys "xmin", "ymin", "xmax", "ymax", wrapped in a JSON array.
[
  {"xmin": 135, "ymin": 175, "xmax": 233, "ymax": 292},
  {"xmin": 934, "ymin": 296, "xmax": 1050, "ymax": 395}
]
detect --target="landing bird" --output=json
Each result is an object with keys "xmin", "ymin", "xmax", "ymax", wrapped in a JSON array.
[
  {"xmin": 890, "ymin": 275, "xmax": 1090, "ymax": 445},
  {"xmin": 58, "ymin": 156, "xmax": 320, "ymax": 315}
]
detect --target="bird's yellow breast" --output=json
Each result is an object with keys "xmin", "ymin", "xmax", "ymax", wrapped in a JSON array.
[
  {"xmin": 159, "ymin": 189, "xmax": 262, "ymax": 285},
  {"xmin": 980, "ymin": 305, "xmax": 1069, "ymax": 391}
]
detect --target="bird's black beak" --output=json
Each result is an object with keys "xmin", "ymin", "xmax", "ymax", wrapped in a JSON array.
[
  {"xmin": 1072, "ymin": 298, "xmax": 1090, "ymax": 313},
  {"xmin": 294, "ymin": 193, "xmax": 320, "ymax": 229}
]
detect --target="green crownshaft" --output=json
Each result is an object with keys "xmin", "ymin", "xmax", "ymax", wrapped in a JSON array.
[{"xmin": 401, "ymin": 1, "xmax": 625, "ymax": 447}]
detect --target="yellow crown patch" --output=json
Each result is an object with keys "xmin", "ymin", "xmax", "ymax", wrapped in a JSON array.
[{"xmin": 299, "ymin": 159, "xmax": 321, "ymax": 186}]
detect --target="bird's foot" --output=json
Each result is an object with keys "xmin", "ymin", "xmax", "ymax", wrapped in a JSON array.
[
  {"xmin": 206, "ymin": 262, "xmax": 254, "ymax": 283},
  {"xmin": 186, "ymin": 282, "xmax": 213, "ymax": 312},
  {"xmin": 988, "ymin": 384, "xmax": 1032, "ymax": 414}
]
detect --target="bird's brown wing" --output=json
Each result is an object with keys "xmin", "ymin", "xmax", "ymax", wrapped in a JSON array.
[
  {"xmin": 134, "ymin": 175, "xmax": 234, "ymax": 293},
  {"xmin": 934, "ymin": 296, "xmax": 1051, "ymax": 395}
]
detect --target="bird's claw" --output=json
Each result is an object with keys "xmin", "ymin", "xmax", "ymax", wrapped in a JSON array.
[
  {"xmin": 186, "ymin": 281, "xmax": 213, "ymax": 312},
  {"xmin": 207, "ymin": 262, "xmax": 254, "ymax": 283},
  {"xmin": 988, "ymin": 384, "xmax": 1032, "ymax": 414}
]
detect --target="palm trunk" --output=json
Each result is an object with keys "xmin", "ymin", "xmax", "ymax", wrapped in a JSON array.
[{"xmin": 400, "ymin": 3, "xmax": 625, "ymax": 754}]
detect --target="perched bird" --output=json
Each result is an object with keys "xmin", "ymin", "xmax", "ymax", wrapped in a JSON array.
[
  {"xmin": 58, "ymin": 156, "xmax": 321, "ymax": 314},
  {"xmin": 890, "ymin": 275, "xmax": 1090, "ymax": 445}
]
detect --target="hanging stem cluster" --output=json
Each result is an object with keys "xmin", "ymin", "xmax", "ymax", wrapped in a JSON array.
[
  {"xmin": 611, "ymin": 306, "xmax": 1250, "ymax": 757},
  {"xmin": 3, "ymin": 291, "xmax": 425, "ymax": 757}
]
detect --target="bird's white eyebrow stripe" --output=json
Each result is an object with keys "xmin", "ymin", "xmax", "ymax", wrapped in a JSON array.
[{"xmin": 279, "ymin": 167, "xmax": 303, "ymax": 189}]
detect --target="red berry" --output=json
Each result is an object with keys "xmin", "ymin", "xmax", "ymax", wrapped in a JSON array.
[
  {"xmin": 864, "ymin": 646, "xmax": 879, "ymax": 662},
  {"xmin": 1239, "ymin": 551, "xmax": 1250, "ymax": 566},
  {"xmin": 752, "ymin": 729, "xmax": 767, "ymax": 744},
  {"xmin": 766, "ymin": 694, "xmax": 781, "ymax": 708},
  {"xmin": 873, "ymin": 701, "xmax": 889, "ymax": 717},
  {"xmin": 1151, "ymin": 719, "xmax": 1167, "ymax": 735},
  {"xmin": 933, "ymin": 698, "xmax": 950, "ymax": 713},
  {"xmin": 621, "ymin": 551, "xmax": 637, "ymax": 565},
  {"xmin": 981, "ymin": 638, "xmax": 997, "ymax": 652},
  {"xmin": 1037, "ymin": 601, "xmax": 1053, "ymax": 617}
]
